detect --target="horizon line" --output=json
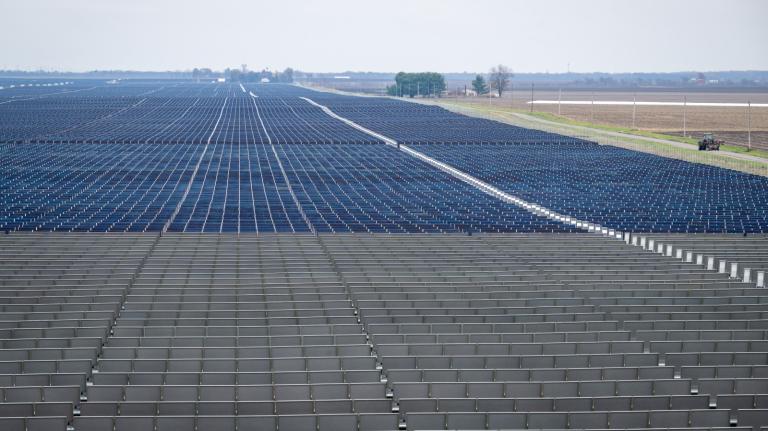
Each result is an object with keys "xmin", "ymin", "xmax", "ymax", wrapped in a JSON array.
[{"xmin": 2, "ymin": 69, "xmax": 768, "ymax": 76}]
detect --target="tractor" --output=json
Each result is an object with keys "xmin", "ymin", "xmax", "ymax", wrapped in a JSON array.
[{"xmin": 698, "ymin": 133, "xmax": 723, "ymax": 151}]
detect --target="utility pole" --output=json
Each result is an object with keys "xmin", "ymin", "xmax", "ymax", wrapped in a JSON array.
[
  {"xmin": 632, "ymin": 93, "xmax": 636, "ymax": 129},
  {"xmin": 488, "ymin": 78, "xmax": 492, "ymax": 105},
  {"xmin": 530, "ymin": 83, "xmax": 534, "ymax": 113},
  {"xmin": 747, "ymin": 101, "xmax": 752, "ymax": 151},
  {"xmin": 590, "ymin": 91, "xmax": 595, "ymax": 122},
  {"xmin": 683, "ymin": 96, "xmax": 687, "ymax": 138}
]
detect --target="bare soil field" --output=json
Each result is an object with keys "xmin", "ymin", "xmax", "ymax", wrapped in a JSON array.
[{"xmin": 455, "ymin": 90, "xmax": 768, "ymax": 150}]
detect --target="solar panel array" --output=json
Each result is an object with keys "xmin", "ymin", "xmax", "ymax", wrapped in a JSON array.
[
  {"xmin": 1, "ymin": 81, "xmax": 578, "ymax": 234},
  {"xmin": 0, "ymin": 79, "xmax": 79, "ymax": 105},
  {"xmin": 3, "ymin": 80, "xmax": 767, "ymax": 234},
  {"xmin": 0, "ymin": 233, "xmax": 158, "ymax": 431},
  {"xmin": 1, "ymin": 232, "xmax": 767, "ymax": 431},
  {"xmin": 1, "ymin": 80, "xmax": 768, "ymax": 430},
  {"xmin": 325, "ymin": 234, "xmax": 768, "ymax": 431},
  {"xmin": 2, "ymin": 142, "xmax": 201, "ymax": 232},
  {"xmin": 412, "ymin": 143, "xmax": 768, "ymax": 233}
]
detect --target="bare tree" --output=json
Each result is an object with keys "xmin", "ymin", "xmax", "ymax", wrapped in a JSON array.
[{"xmin": 489, "ymin": 65, "xmax": 512, "ymax": 97}]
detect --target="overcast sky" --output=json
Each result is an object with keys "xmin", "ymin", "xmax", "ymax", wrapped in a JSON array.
[{"xmin": 1, "ymin": 0, "xmax": 766, "ymax": 73}]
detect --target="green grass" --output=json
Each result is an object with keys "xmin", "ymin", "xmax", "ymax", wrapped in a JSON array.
[{"xmin": 525, "ymin": 111, "xmax": 697, "ymax": 143}]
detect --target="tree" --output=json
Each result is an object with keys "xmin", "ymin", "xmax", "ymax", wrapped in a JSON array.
[
  {"xmin": 392, "ymin": 72, "xmax": 446, "ymax": 98},
  {"xmin": 471, "ymin": 75, "xmax": 487, "ymax": 95},
  {"xmin": 226, "ymin": 68, "xmax": 241, "ymax": 82},
  {"xmin": 489, "ymin": 64, "xmax": 512, "ymax": 97},
  {"xmin": 278, "ymin": 67, "xmax": 294, "ymax": 83}
]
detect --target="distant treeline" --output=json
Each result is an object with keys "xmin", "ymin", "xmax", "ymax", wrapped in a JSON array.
[
  {"xmin": 0, "ymin": 68, "xmax": 296, "ymax": 83},
  {"xmin": 0, "ymin": 70, "xmax": 192, "ymax": 79},
  {"xmin": 220, "ymin": 68, "xmax": 294, "ymax": 83},
  {"xmin": 299, "ymin": 70, "xmax": 768, "ymax": 88},
  {"xmin": 2, "ymin": 69, "xmax": 767, "ymax": 88},
  {"xmin": 385, "ymin": 72, "xmax": 446, "ymax": 97}
]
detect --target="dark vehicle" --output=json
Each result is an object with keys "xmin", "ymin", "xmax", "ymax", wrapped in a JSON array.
[{"xmin": 698, "ymin": 133, "xmax": 723, "ymax": 151}]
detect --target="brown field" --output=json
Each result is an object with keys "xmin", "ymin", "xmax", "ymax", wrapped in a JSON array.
[{"xmin": 456, "ymin": 90, "xmax": 768, "ymax": 150}]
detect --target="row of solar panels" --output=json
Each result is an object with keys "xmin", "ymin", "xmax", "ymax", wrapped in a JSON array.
[
  {"xmin": 1, "ymin": 141, "xmax": 575, "ymax": 233},
  {"xmin": 0, "ymin": 233, "xmax": 767, "ymax": 430}
]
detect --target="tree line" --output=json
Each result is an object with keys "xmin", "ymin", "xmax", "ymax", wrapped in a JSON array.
[
  {"xmin": 192, "ymin": 67, "xmax": 294, "ymax": 83},
  {"xmin": 384, "ymin": 66, "xmax": 514, "ymax": 98},
  {"xmin": 226, "ymin": 67, "xmax": 294, "ymax": 83},
  {"xmin": 471, "ymin": 65, "xmax": 513, "ymax": 97},
  {"xmin": 386, "ymin": 72, "xmax": 446, "ymax": 97}
]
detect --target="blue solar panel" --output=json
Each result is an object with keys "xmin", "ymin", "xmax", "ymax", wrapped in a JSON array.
[
  {"xmin": 1, "ymin": 81, "xmax": 576, "ymax": 233},
  {"xmin": 290, "ymin": 86, "xmax": 768, "ymax": 234},
  {"xmin": 2, "ymin": 81, "xmax": 765, "ymax": 234},
  {"xmin": 413, "ymin": 142, "xmax": 768, "ymax": 233},
  {"xmin": 1, "ymin": 141, "xmax": 201, "ymax": 232},
  {"xmin": 275, "ymin": 143, "xmax": 571, "ymax": 233},
  {"xmin": 165, "ymin": 142, "xmax": 310, "ymax": 233}
]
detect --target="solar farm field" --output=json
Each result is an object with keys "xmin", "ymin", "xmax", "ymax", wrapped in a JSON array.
[
  {"xmin": 2, "ymin": 80, "xmax": 768, "ymax": 234},
  {"xmin": 2, "ymin": 80, "xmax": 768, "ymax": 431}
]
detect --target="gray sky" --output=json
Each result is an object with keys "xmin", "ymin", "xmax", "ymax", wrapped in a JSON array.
[{"xmin": 1, "ymin": 0, "xmax": 766, "ymax": 73}]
